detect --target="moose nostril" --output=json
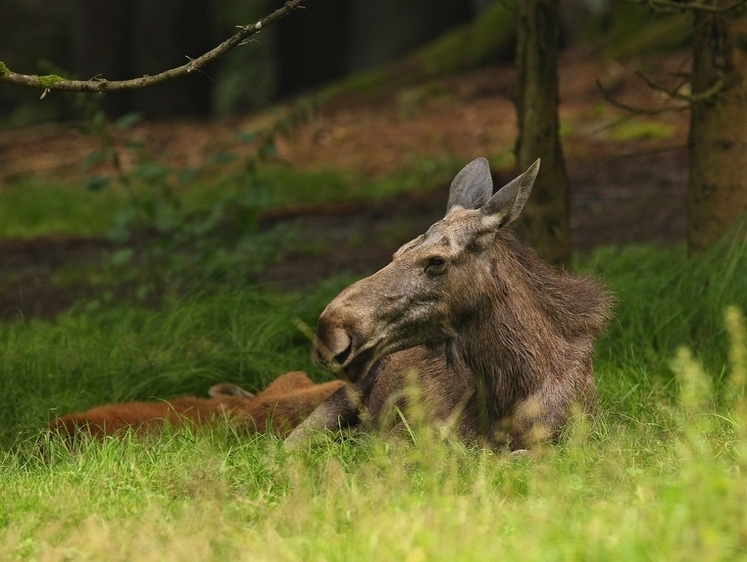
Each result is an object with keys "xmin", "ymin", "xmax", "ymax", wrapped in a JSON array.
[
  {"xmin": 314, "ymin": 327, "xmax": 355, "ymax": 368},
  {"xmin": 332, "ymin": 337, "xmax": 354, "ymax": 367}
]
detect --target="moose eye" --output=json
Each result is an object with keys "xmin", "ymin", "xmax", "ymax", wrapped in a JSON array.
[{"xmin": 424, "ymin": 256, "xmax": 447, "ymax": 275}]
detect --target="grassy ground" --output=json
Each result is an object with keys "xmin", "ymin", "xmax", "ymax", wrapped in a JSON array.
[
  {"xmin": 0, "ymin": 156, "xmax": 464, "ymax": 239},
  {"xmin": 1, "ymin": 225, "xmax": 746, "ymax": 559},
  {"xmin": 1, "ymin": 143, "xmax": 746, "ymax": 559},
  {"xmin": 4, "ymin": 412, "xmax": 743, "ymax": 561}
]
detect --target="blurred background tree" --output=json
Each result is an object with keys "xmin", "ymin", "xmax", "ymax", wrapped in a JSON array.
[
  {"xmin": 514, "ymin": 0, "xmax": 571, "ymax": 268},
  {"xmin": 686, "ymin": 1, "xmax": 747, "ymax": 255}
]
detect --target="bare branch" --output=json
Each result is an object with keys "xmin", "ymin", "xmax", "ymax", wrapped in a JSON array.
[
  {"xmin": 635, "ymin": 70, "xmax": 725, "ymax": 102},
  {"xmin": 635, "ymin": 0, "xmax": 747, "ymax": 13},
  {"xmin": 0, "ymin": 0, "xmax": 307, "ymax": 93},
  {"xmin": 596, "ymin": 80, "xmax": 689, "ymax": 115},
  {"xmin": 596, "ymin": 62, "xmax": 724, "ymax": 119}
]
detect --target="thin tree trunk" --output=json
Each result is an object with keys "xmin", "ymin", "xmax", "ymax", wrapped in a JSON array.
[
  {"xmin": 514, "ymin": 0, "xmax": 571, "ymax": 268},
  {"xmin": 688, "ymin": 7, "xmax": 747, "ymax": 255}
]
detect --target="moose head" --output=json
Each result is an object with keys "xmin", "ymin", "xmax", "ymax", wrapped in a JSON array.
[{"xmin": 313, "ymin": 157, "xmax": 540, "ymax": 383}]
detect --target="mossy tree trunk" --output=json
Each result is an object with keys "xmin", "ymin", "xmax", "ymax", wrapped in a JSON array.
[
  {"xmin": 514, "ymin": 0, "xmax": 571, "ymax": 268},
  {"xmin": 687, "ymin": 5, "xmax": 747, "ymax": 255}
]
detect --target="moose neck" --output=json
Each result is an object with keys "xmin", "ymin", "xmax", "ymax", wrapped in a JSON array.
[{"xmin": 450, "ymin": 231, "xmax": 602, "ymax": 418}]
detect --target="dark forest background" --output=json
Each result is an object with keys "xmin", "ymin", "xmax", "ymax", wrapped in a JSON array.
[
  {"xmin": 1, "ymin": 0, "xmax": 622, "ymax": 121},
  {"xmin": 0, "ymin": 0, "xmax": 504, "ymax": 122}
]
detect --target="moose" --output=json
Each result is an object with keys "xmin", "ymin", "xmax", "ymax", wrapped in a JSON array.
[
  {"xmin": 49, "ymin": 371, "xmax": 345, "ymax": 439},
  {"xmin": 286, "ymin": 157, "xmax": 612, "ymax": 450}
]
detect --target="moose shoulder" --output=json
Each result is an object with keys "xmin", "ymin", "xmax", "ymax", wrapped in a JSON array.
[{"xmin": 286, "ymin": 157, "xmax": 612, "ymax": 450}]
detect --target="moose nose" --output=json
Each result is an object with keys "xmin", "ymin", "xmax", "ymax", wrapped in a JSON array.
[{"xmin": 313, "ymin": 325, "xmax": 355, "ymax": 368}]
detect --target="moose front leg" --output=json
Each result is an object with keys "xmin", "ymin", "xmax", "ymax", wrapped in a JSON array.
[
  {"xmin": 284, "ymin": 383, "xmax": 364, "ymax": 449},
  {"xmin": 509, "ymin": 382, "xmax": 593, "ymax": 450}
]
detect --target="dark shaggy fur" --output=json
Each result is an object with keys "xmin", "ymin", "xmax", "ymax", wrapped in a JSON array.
[{"xmin": 287, "ymin": 158, "xmax": 612, "ymax": 450}]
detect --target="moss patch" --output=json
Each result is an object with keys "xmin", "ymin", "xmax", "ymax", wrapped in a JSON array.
[
  {"xmin": 38, "ymin": 74, "xmax": 65, "ymax": 87},
  {"xmin": 603, "ymin": 13, "xmax": 692, "ymax": 61},
  {"xmin": 608, "ymin": 120, "xmax": 676, "ymax": 142},
  {"xmin": 319, "ymin": 1, "xmax": 516, "ymax": 100},
  {"xmin": 0, "ymin": 61, "xmax": 9, "ymax": 76}
]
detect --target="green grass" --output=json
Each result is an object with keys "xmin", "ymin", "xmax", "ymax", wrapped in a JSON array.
[
  {"xmin": 0, "ymin": 158, "xmax": 462, "ymax": 240},
  {"xmin": 1, "ymin": 233, "xmax": 746, "ymax": 559},
  {"xmin": 217, "ymin": 158, "xmax": 462, "ymax": 208},
  {"xmin": 2, "ymin": 389, "xmax": 746, "ymax": 560},
  {"xmin": 0, "ymin": 179, "xmax": 128, "ymax": 238},
  {"xmin": 583, "ymin": 220, "xmax": 747, "ymax": 419},
  {"xmin": 0, "ymin": 276, "xmax": 357, "ymax": 448}
]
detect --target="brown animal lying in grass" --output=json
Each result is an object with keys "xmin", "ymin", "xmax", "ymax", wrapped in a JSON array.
[
  {"xmin": 287, "ymin": 158, "xmax": 612, "ymax": 451},
  {"xmin": 48, "ymin": 371, "xmax": 345, "ymax": 439}
]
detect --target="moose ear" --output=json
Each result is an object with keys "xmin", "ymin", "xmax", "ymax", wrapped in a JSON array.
[
  {"xmin": 208, "ymin": 383, "xmax": 255, "ymax": 400},
  {"xmin": 446, "ymin": 157, "xmax": 494, "ymax": 213},
  {"xmin": 480, "ymin": 159, "xmax": 540, "ymax": 229}
]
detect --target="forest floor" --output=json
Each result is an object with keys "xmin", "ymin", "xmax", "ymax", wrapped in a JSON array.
[{"xmin": 0, "ymin": 47, "xmax": 693, "ymax": 320}]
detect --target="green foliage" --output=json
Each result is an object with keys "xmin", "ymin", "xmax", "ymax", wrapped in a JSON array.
[
  {"xmin": 0, "ymin": 101, "xmax": 463, "ymax": 305},
  {"xmin": 73, "ymin": 108, "xmax": 308, "ymax": 301},
  {"xmin": 0, "ymin": 61, "xmax": 9, "ymax": 76},
  {"xmin": 0, "ymin": 155, "xmax": 456, "ymax": 240}
]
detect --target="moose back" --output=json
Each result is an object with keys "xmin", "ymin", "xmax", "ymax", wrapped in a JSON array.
[{"xmin": 287, "ymin": 157, "xmax": 612, "ymax": 450}]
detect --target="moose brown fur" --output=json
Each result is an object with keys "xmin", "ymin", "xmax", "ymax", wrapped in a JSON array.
[
  {"xmin": 286, "ymin": 158, "xmax": 612, "ymax": 450},
  {"xmin": 49, "ymin": 371, "xmax": 345, "ymax": 439}
]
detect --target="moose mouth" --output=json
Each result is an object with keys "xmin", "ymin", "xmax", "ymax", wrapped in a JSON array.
[
  {"xmin": 342, "ymin": 346, "xmax": 380, "ymax": 383},
  {"xmin": 313, "ymin": 336, "xmax": 381, "ymax": 384}
]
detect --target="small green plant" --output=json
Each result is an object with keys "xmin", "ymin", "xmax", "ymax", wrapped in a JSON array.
[{"xmin": 78, "ymin": 109, "xmax": 290, "ymax": 301}]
